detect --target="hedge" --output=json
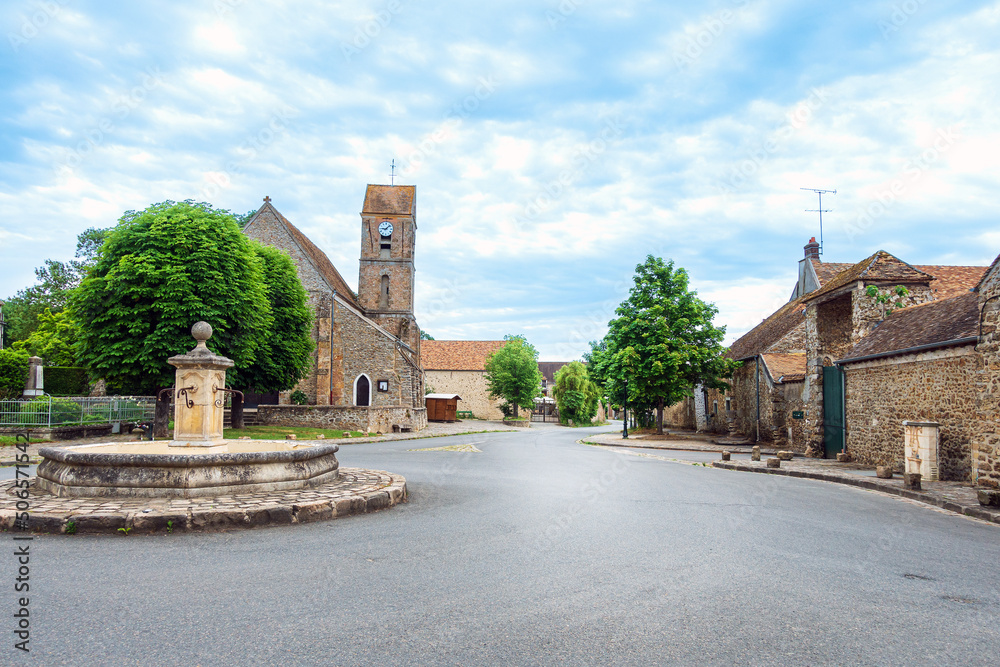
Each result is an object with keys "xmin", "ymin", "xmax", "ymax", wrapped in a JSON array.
[{"xmin": 44, "ymin": 366, "xmax": 90, "ymax": 396}]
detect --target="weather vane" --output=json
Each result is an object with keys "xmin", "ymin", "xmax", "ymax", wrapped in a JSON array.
[
  {"xmin": 801, "ymin": 187, "xmax": 836, "ymax": 255},
  {"xmin": 390, "ymin": 159, "xmax": 396, "ymax": 186}
]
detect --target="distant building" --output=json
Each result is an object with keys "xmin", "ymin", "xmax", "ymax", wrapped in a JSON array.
[{"xmin": 421, "ymin": 340, "xmax": 506, "ymax": 420}]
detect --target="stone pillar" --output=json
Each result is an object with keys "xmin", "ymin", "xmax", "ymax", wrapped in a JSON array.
[
  {"xmin": 167, "ymin": 322, "xmax": 234, "ymax": 447},
  {"xmin": 693, "ymin": 384, "xmax": 708, "ymax": 432},
  {"xmin": 23, "ymin": 356, "xmax": 44, "ymax": 397}
]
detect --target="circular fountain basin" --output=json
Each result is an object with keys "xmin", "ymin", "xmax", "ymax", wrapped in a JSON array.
[{"xmin": 36, "ymin": 440, "xmax": 340, "ymax": 498}]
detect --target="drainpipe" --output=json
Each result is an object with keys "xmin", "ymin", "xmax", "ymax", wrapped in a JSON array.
[{"xmin": 755, "ymin": 355, "xmax": 761, "ymax": 443}]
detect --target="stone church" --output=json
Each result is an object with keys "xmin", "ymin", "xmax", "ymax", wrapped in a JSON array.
[{"xmin": 242, "ymin": 185, "xmax": 425, "ymax": 430}]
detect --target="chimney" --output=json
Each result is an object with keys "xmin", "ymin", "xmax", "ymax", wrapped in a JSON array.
[{"xmin": 804, "ymin": 237, "xmax": 820, "ymax": 260}]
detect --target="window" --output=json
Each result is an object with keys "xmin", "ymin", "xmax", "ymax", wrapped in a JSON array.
[
  {"xmin": 377, "ymin": 380, "xmax": 389, "ymax": 392},
  {"xmin": 379, "ymin": 275, "xmax": 389, "ymax": 309}
]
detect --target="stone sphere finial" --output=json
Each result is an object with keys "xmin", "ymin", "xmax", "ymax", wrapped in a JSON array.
[{"xmin": 191, "ymin": 321, "xmax": 213, "ymax": 343}]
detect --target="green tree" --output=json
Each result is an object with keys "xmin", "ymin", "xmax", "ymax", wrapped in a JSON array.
[
  {"xmin": 0, "ymin": 348, "xmax": 30, "ymax": 399},
  {"xmin": 420, "ymin": 330, "xmax": 435, "ymax": 340},
  {"xmin": 231, "ymin": 244, "xmax": 314, "ymax": 394},
  {"xmin": 553, "ymin": 361, "xmax": 599, "ymax": 425},
  {"xmin": 12, "ymin": 308, "xmax": 80, "ymax": 367},
  {"xmin": 70, "ymin": 201, "xmax": 271, "ymax": 395},
  {"xmin": 597, "ymin": 255, "xmax": 737, "ymax": 434},
  {"xmin": 483, "ymin": 335, "xmax": 542, "ymax": 419}
]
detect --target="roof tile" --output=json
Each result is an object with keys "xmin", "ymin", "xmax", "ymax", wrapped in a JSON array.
[{"xmin": 422, "ymin": 340, "xmax": 506, "ymax": 371}]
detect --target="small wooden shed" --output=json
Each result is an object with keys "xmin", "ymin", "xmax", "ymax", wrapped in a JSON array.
[{"xmin": 425, "ymin": 393, "xmax": 462, "ymax": 422}]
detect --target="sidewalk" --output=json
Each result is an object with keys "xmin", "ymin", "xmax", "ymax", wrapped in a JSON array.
[{"xmin": 586, "ymin": 429, "xmax": 1000, "ymax": 525}]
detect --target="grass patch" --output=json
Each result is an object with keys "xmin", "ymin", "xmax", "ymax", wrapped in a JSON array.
[
  {"xmin": 222, "ymin": 425, "xmax": 373, "ymax": 440},
  {"xmin": 0, "ymin": 434, "xmax": 53, "ymax": 446}
]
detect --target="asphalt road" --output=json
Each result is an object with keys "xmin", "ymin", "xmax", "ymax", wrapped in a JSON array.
[{"xmin": 9, "ymin": 423, "xmax": 999, "ymax": 666}]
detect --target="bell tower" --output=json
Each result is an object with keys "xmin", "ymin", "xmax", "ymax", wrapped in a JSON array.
[{"xmin": 358, "ymin": 184, "xmax": 418, "ymax": 346}]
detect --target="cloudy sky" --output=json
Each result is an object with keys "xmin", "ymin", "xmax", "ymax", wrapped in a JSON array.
[{"xmin": 2, "ymin": 0, "xmax": 998, "ymax": 359}]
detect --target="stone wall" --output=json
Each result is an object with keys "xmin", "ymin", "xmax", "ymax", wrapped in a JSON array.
[
  {"xmin": 258, "ymin": 405, "xmax": 427, "ymax": 433},
  {"xmin": 661, "ymin": 395, "xmax": 696, "ymax": 430},
  {"xmin": 974, "ymin": 266, "xmax": 1000, "ymax": 488},
  {"xmin": 843, "ymin": 346, "xmax": 979, "ymax": 481},
  {"xmin": 424, "ymin": 369, "xmax": 504, "ymax": 420}
]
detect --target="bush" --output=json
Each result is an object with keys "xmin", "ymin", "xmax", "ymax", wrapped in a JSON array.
[
  {"xmin": 0, "ymin": 348, "xmax": 30, "ymax": 399},
  {"xmin": 290, "ymin": 390, "xmax": 309, "ymax": 405},
  {"xmin": 18, "ymin": 397, "xmax": 84, "ymax": 426},
  {"xmin": 44, "ymin": 367, "xmax": 90, "ymax": 396}
]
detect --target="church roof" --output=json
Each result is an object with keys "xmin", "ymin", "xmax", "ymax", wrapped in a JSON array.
[
  {"xmin": 363, "ymin": 185, "xmax": 415, "ymax": 216},
  {"xmin": 422, "ymin": 340, "xmax": 506, "ymax": 371},
  {"xmin": 245, "ymin": 200, "xmax": 360, "ymax": 309}
]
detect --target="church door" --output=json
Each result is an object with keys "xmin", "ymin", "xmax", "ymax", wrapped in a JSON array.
[{"xmin": 355, "ymin": 375, "xmax": 371, "ymax": 406}]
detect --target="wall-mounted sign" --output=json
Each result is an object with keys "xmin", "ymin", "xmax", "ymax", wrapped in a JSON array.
[
  {"xmin": 377, "ymin": 380, "xmax": 389, "ymax": 392},
  {"xmin": 792, "ymin": 410, "xmax": 804, "ymax": 419}
]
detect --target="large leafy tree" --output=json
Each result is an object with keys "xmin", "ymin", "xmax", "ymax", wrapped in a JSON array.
[
  {"xmin": 0, "ymin": 348, "xmax": 30, "ymax": 399},
  {"xmin": 12, "ymin": 308, "xmax": 80, "ymax": 367},
  {"xmin": 231, "ymin": 244, "xmax": 313, "ymax": 393},
  {"xmin": 483, "ymin": 334, "xmax": 542, "ymax": 418},
  {"xmin": 70, "ymin": 201, "xmax": 271, "ymax": 395},
  {"xmin": 553, "ymin": 361, "xmax": 600, "ymax": 425},
  {"xmin": 1, "ymin": 227, "xmax": 109, "ymax": 347},
  {"xmin": 596, "ymin": 255, "xmax": 737, "ymax": 434}
]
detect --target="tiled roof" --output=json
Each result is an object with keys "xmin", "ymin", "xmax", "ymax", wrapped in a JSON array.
[
  {"xmin": 363, "ymin": 185, "xmax": 415, "ymax": 215},
  {"xmin": 810, "ymin": 260, "xmax": 854, "ymax": 286},
  {"xmin": 975, "ymin": 254, "xmax": 1000, "ymax": 292},
  {"xmin": 538, "ymin": 361, "xmax": 576, "ymax": 383},
  {"xmin": 840, "ymin": 292, "xmax": 979, "ymax": 362},
  {"xmin": 761, "ymin": 353, "xmax": 806, "ymax": 382},
  {"xmin": 421, "ymin": 340, "xmax": 506, "ymax": 371},
  {"xmin": 727, "ymin": 297, "xmax": 807, "ymax": 361},
  {"xmin": 805, "ymin": 251, "xmax": 934, "ymax": 303},
  {"xmin": 250, "ymin": 202, "xmax": 360, "ymax": 308},
  {"xmin": 915, "ymin": 265, "xmax": 987, "ymax": 300}
]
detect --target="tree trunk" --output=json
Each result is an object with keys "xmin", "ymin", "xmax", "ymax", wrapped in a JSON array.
[
  {"xmin": 656, "ymin": 397, "xmax": 664, "ymax": 435},
  {"xmin": 513, "ymin": 402, "xmax": 519, "ymax": 419},
  {"xmin": 153, "ymin": 393, "xmax": 170, "ymax": 439},
  {"xmin": 231, "ymin": 391, "xmax": 244, "ymax": 430}
]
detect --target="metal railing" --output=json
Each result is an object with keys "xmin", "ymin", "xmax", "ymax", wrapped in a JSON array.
[{"xmin": 0, "ymin": 396, "xmax": 156, "ymax": 428}]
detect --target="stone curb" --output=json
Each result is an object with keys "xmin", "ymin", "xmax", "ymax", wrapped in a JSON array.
[
  {"xmin": 0, "ymin": 468, "xmax": 407, "ymax": 536},
  {"xmin": 712, "ymin": 461, "xmax": 1000, "ymax": 525}
]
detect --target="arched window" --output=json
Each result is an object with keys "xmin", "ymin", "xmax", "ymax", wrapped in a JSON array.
[
  {"xmin": 354, "ymin": 374, "xmax": 371, "ymax": 407},
  {"xmin": 380, "ymin": 275, "xmax": 389, "ymax": 309}
]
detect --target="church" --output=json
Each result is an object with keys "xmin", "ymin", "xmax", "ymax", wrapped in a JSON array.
[{"xmin": 242, "ymin": 184, "xmax": 426, "ymax": 431}]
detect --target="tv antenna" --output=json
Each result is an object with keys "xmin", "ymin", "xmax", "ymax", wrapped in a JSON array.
[{"xmin": 801, "ymin": 187, "xmax": 835, "ymax": 255}]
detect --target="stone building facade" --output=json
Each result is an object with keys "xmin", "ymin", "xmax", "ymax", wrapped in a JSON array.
[
  {"xmin": 242, "ymin": 186, "xmax": 425, "ymax": 430},
  {"xmin": 422, "ymin": 340, "xmax": 506, "ymax": 420},
  {"xmin": 671, "ymin": 239, "xmax": 992, "ymax": 478},
  {"xmin": 972, "ymin": 257, "xmax": 1000, "ymax": 489}
]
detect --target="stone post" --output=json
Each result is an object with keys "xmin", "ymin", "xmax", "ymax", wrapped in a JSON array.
[
  {"xmin": 167, "ymin": 322, "xmax": 234, "ymax": 447},
  {"xmin": 23, "ymin": 356, "xmax": 44, "ymax": 397}
]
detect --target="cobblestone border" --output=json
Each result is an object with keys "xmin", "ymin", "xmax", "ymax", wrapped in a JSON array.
[
  {"xmin": 0, "ymin": 468, "xmax": 406, "ymax": 535},
  {"xmin": 712, "ymin": 460, "xmax": 1000, "ymax": 525}
]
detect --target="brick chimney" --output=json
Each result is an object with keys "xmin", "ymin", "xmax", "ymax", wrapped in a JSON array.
[{"xmin": 804, "ymin": 237, "xmax": 820, "ymax": 260}]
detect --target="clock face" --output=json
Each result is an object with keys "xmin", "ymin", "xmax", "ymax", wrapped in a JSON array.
[{"xmin": 378, "ymin": 220, "xmax": 393, "ymax": 237}]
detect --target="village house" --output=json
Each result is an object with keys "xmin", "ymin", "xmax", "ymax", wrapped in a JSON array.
[
  {"xmin": 672, "ymin": 238, "xmax": 1000, "ymax": 487},
  {"xmin": 241, "ymin": 185, "xmax": 426, "ymax": 433},
  {"xmin": 421, "ymin": 340, "xmax": 506, "ymax": 420}
]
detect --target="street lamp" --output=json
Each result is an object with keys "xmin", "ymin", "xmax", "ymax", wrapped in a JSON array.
[{"xmin": 622, "ymin": 376, "xmax": 628, "ymax": 439}]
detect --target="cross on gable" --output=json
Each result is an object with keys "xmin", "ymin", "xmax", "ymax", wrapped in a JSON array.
[{"xmin": 263, "ymin": 196, "xmax": 271, "ymax": 203}]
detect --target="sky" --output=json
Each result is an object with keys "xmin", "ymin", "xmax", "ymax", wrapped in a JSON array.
[{"xmin": 1, "ymin": 0, "xmax": 998, "ymax": 360}]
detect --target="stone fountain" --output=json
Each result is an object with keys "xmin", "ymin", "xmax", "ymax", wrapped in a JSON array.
[{"xmin": 36, "ymin": 322, "xmax": 340, "ymax": 498}]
